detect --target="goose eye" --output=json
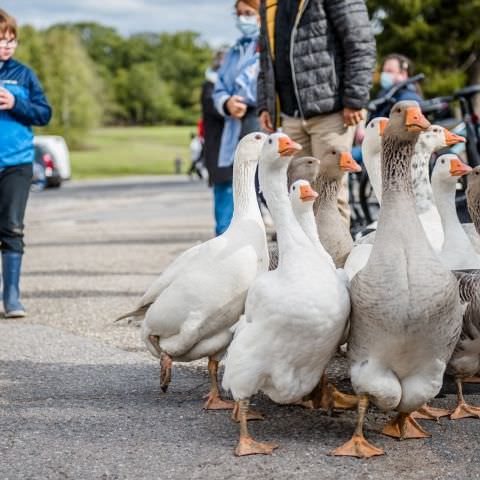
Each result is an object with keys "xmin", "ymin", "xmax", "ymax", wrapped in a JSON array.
[
  {"xmin": 268, "ymin": 139, "xmax": 272, "ymax": 144},
  {"xmin": 331, "ymin": 150, "xmax": 336, "ymax": 155},
  {"xmin": 292, "ymin": 186, "xmax": 296, "ymax": 190},
  {"xmin": 441, "ymin": 159, "xmax": 445, "ymax": 164},
  {"xmin": 396, "ymin": 108, "xmax": 401, "ymax": 113},
  {"xmin": 308, "ymin": 160, "xmax": 313, "ymax": 165},
  {"xmin": 255, "ymin": 134, "xmax": 262, "ymax": 140}
]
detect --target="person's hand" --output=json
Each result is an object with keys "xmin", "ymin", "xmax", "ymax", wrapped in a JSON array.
[
  {"xmin": 259, "ymin": 110, "xmax": 274, "ymax": 133},
  {"xmin": 354, "ymin": 125, "xmax": 365, "ymax": 144},
  {"xmin": 226, "ymin": 95, "xmax": 247, "ymax": 119},
  {"xmin": 0, "ymin": 88, "xmax": 15, "ymax": 110},
  {"xmin": 343, "ymin": 108, "xmax": 364, "ymax": 127}
]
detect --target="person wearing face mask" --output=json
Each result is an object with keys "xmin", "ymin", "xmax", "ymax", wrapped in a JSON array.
[
  {"xmin": 212, "ymin": 0, "xmax": 261, "ymax": 236},
  {"xmin": 372, "ymin": 53, "xmax": 423, "ymax": 119}
]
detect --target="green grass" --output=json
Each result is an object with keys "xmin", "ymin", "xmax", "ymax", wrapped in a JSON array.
[{"xmin": 70, "ymin": 126, "xmax": 195, "ymax": 178}]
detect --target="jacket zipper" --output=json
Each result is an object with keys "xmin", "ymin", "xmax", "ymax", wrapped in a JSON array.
[{"xmin": 290, "ymin": 0, "xmax": 310, "ymax": 120}]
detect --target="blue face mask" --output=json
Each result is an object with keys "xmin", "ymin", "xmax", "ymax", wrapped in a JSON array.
[
  {"xmin": 380, "ymin": 71, "xmax": 395, "ymax": 90},
  {"xmin": 236, "ymin": 15, "xmax": 259, "ymax": 37}
]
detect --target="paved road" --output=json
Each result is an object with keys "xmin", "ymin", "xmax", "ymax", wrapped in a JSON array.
[{"xmin": 1, "ymin": 177, "xmax": 479, "ymax": 479}]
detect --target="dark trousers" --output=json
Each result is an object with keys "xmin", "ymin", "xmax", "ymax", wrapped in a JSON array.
[{"xmin": 0, "ymin": 163, "xmax": 33, "ymax": 254}]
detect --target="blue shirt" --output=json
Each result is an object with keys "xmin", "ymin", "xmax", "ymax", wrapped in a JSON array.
[
  {"xmin": 0, "ymin": 59, "xmax": 52, "ymax": 168},
  {"xmin": 213, "ymin": 35, "xmax": 259, "ymax": 168}
]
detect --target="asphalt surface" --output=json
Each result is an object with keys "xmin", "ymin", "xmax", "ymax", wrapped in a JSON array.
[{"xmin": 1, "ymin": 176, "xmax": 479, "ymax": 480}]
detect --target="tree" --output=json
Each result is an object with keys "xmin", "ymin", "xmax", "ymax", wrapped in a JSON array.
[
  {"xmin": 367, "ymin": 0, "xmax": 480, "ymax": 97},
  {"xmin": 115, "ymin": 62, "xmax": 180, "ymax": 124},
  {"xmin": 42, "ymin": 27, "xmax": 103, "ymax": 147}
]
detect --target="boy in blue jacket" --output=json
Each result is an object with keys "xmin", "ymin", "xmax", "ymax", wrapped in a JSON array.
[{"xmin": 0, "ymin": 9, "xmax": 52, "ymax": 317}]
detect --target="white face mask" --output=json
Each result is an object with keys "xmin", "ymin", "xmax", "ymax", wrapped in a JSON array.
[
  {"xmin": 380, "ymin": 71, "xmax": 395, "ymax": 90},
  {"xmin": 236, "ymin": 15, "xmax": 259, "ymax": 37}
]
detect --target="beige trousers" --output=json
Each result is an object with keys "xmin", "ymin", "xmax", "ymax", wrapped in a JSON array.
[{"xmin": 282, "ymin": 111, "xmax": 355, "ymax": 225}]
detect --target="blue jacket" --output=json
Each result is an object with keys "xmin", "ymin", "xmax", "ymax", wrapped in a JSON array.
[
  {"xmin": 0, "ymin": 59, "xmax": 52, "ymax": 168},
  {"xmin": 213, "ymin": 36, "xmax": 259, "ymax": 168}
]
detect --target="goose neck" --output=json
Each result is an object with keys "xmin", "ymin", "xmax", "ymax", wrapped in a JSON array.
[
  {"xmin": 432, "ymin": 176, "xmax": 466, "ymax": 243},
  {"xmin": 381, "ymin": 135, "xmax": 417, "ymax": 197},
  {"xmin": 411, "ymin": 146, "xmax": 435, "ymax": 214},
  {"xmin": 259, "ymin": 160, "xmax": 309, "ymax": 255},
  {"xmin": 232, "ymin": 160, "xmax": 262, "ymax": 221}
]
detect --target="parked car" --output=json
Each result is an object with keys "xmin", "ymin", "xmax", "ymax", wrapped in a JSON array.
[{"xmin": 32, "ymin": 135, "xmax": 71, "ymax": 189}]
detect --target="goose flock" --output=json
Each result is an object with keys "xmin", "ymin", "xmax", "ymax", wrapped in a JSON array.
[{"xmin": 118, "ymin": 100, "xmax": 480, "ymax": 458}]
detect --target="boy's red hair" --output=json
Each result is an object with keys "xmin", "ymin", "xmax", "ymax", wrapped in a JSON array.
[{"xmin": 235, "ymin": 0, "xmax": 260, "ymax": 12}]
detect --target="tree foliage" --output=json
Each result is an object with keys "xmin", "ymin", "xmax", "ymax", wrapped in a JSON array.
[
  {"xmin": 367, "ymin": 0, "xmax": 480, "ymax": 97},
  {"xmin": 15, "ymin": 22, "xmax": 212, "ymax": 145}
]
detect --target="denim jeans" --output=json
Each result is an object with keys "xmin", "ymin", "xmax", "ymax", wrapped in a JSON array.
[
  {"xmin": 0, "ymin": 163, "xmax": 33, "ymax": 253},
  {"xmin": 213, "ymin": 181, "xmax": 233, "ymax": 236}
]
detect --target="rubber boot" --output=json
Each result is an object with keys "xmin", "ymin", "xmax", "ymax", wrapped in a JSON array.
[{"xmin": 2, "ymin": 251, "xmax": 26, "ymax": 318}]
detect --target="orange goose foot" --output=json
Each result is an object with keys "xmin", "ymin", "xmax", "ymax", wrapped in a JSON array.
[
  {"xmin": 382, "ymin": 413, "xmax": 430, "ymax": 439},
  {"xmin": 330, "ymin": 434, "xmax": 384, "ymax": 458},
  {"xmin": 450, "ymin": 402, "xmax": 480, "ymax": 420},
  {"xmin": 235, "ymin": 436, "xmax": 279, "ymax": 457},
  {"xmin": 411, "ymin": 403, "xmax": 450, "ymax": 421}
]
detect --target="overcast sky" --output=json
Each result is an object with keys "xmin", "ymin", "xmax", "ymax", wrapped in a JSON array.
[{"xmin": 2, "ymin": 0, "xmax": 238, "ymax": 46}]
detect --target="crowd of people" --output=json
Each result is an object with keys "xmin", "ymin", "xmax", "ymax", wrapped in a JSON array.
[{"xmin": 201, "ymin": 0, "xmax": 425, "ymax": 235}]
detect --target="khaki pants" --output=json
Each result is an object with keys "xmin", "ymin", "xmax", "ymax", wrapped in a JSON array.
[{"xmin": 282, "ymin": 112, "xmax": 355, "ymax": 225}]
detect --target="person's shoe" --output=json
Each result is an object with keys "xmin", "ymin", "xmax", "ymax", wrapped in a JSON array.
[{"xmin": 2, "ymin": 252, "xmax": 26, "ymax": 318}]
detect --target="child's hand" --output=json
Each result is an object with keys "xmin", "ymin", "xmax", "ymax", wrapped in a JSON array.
[{"xmin": 0, "ymin": 88, "xmax": 15, "ymax": 110}]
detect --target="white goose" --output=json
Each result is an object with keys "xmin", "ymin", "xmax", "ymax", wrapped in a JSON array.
[
  {"xmin": 118, "ymin": 132, "xmax": 268, "ymax": 409},
  {"xmin": 431, "ymin": 154, "xmax": 480, "ymax": 269},
  {"xmin": 222, "ymin": 133, "xmax": 350, "ymax": 456}
]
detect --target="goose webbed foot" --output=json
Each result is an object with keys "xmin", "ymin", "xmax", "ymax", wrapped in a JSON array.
[
  {"xmin": 203, "ymin": 392, "xmax": 235, "ymax": 410},
  {"xmin": 411, "ymin": 403, "xmax": 450, "ymax": 422},
  {"xmin": 330, "ymin": 394, "xmax": 384, "ymax": 458},
  {"xmin": 450, "ymin": 377, "xmax": 480, "ymax": 419},
  {"xmin": 160, "ymin": 353, "xmax": 173, "ymax": 392},
  {"xmin": 330, "ymin": 434, "xmax": 384, "ymax": 458},
  {"xmin": 450, "ymin": 402, "xmax": 480, "ymax": 420},
  {"xmin": 330, "ymin": 384, "xmax": 358, "ymax": 410},
  {"xmin": 234, "ymin": 399, "xmax": 277, "ymax": 457},
  {"xmin": 235, "ymin": 437, "xmax": 279, "ymax": 457},
  {"xmin": 301, "ymin": 373, "xmax": 357, "ymax": 413},
  {"xmin": 382, "ymin": 413, "xmax": 430, "ymax": 439}
]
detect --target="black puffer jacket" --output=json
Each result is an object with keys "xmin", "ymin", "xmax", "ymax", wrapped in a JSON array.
[{"xmin": 258, "ymin": 0, "xmax": 376, "ymax": 123}]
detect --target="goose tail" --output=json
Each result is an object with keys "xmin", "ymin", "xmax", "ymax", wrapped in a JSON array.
[{"xmin": 114, "ymin": 303, "xmax": 152, "ymax": 323}]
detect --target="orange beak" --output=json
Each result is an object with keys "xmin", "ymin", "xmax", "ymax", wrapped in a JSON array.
[
  {"xmin": 450, "ymin": 158, "xmax": 472, "ymax": 177},
  {"xmin": 299, "ymin": 183, "xmax": 318, "ymax": 202},
  {"xmin": 278, "ymin": 136, "xmax": 302, "ymax": 157},
  {"xmin": 444, "ymin": 129, "xmax": 466, "ymax": 146},
  {"xmin": 339, "ymin": 152, "xmax": 362, "ymax": 173},
  {"xmin": 405, "ymin": 106, "xmax": 431, "ymax": 132},
  {"xmin": 379, "ymin": 119, "xmax": 388, "ymax": 136}
]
